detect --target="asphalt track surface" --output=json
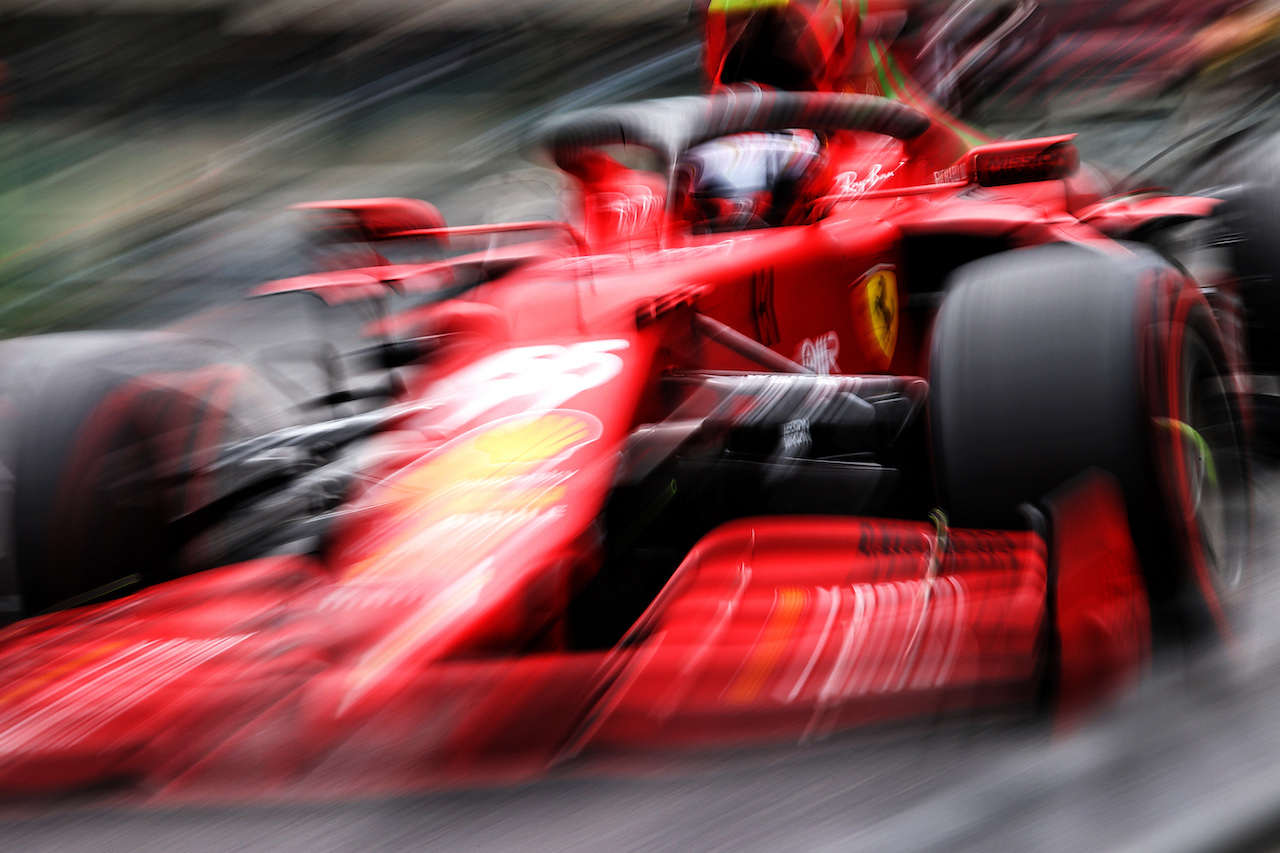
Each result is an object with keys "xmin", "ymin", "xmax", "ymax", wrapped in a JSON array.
[
  {"xmin": 3, "ymin": 471, "xmax": 1280, "ymax": 853},
  {"xmin": 7, "ymin": 62, "xmax": 1280, "ymax": 853}
]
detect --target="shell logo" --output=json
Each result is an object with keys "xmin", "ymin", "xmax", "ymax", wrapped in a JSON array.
[
  {"xmin": 472, "ymin": 413, "xmax": 593, "ymax": 466},
  {"xmin": 341, "ymin": 410, "xmax": 601, "ymax": 582}
]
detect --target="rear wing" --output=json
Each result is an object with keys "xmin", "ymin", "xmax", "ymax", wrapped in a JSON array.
[
  {"xmin": 292, "ymin": 198, "xmax": 585, "ymax": 252},
  {"xmin": 292, "ymin": 198, "xmax": 449, "ymax": 246},
  {"xmin": 271, "ymin": 198, "xmax": 586, "ymax": 305}
]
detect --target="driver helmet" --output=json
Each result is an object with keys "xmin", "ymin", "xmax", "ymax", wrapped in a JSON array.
[{"xmin": 699, "ymin": 0, "xmax": 862, "ymax": 92}]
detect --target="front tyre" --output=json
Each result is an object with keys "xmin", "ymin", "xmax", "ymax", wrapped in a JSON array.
[{"xmin": 929, "ymin": 242, "xmax": 1250, "ymax": 647}]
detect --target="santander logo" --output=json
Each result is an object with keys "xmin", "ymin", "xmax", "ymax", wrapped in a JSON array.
[{"xmin": 795, "ymin": 332, "xmax": 841, "ymax": 375}]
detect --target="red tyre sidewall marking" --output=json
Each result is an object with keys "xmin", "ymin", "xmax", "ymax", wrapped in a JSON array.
[{"xmin": 1143, "ymin": 270, "xmax": 1234, "ymax": 639}]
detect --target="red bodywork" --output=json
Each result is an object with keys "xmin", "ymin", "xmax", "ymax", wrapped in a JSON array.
[{"xmin": 0, "ymin": 51, "xmax": 1216, "ymax": 801}]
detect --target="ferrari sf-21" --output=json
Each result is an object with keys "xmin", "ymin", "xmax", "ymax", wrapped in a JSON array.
[{"xmin": 0, "ymin": 4, "xmax": 1256, "ymax": 799}]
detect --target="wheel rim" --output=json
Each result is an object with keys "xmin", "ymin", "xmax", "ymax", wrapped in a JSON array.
[{"xmin": 1176, "ymin": 331, "xmax": 1248, "ymax": 594}]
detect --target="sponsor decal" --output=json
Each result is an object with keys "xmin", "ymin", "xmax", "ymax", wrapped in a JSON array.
[
  {"xmin": 656, "ymin": 238, "xmax": 746, "ymax": 264},
  {"xmin": 725, "ymin": 586, "xmax": 807, "ymax": 705},
  {"xmin": 427, "ymin": 339, "xmax": 628, "ymax": 433},
  {"xmin": 780, "ymin": 418, "xmax": 812, "ymax": 456},
  {"xmin": 335, "ymin": 410, "xmax": 603, "ymax": 708},
  {"xmin": 345, "ymin": 410, "xmax": 602, "ymax": 582},
  {"xmin": 0, "ymin": 637, "xmax": 247, "ymax": 750},
  {"xmin": 472, "ymin": 413, "xmax": 592, "ymax": 466},
  {"xmin": 831, "ymin": 160, "xmax": 904, "ymax": 201},
  {"xmin": 795, "ymin": 331, "xmax": 841, "ymax": 375},
  {"xmin": 753, "ymin": 268, "xmax": 779, "ymax": 346},
  {"xmin": 0, "ymin": 641, "xmax": 127, "ymax": 713},
  {"xmin": 593, "ymin": 188, "xmax": 662, "ymax": 236},
  {"xmin": 864, "ymin": 267, "xmax": 898, "ymax": 359}
]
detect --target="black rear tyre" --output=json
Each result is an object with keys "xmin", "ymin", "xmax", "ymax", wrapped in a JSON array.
[{"xmin": 0, "ymin": 332, "xmax": 285, "ymax": 621}]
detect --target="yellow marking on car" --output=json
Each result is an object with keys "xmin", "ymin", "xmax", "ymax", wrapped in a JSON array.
[
  {"xmin": 708, "ymin": 0, "xmax": 790, "ymax": 12},
  {"xmin": 0, "ymin": 641, "xmax": 127, "ymax": 711},
  {"xmin": 1157, "ymin": 417, "xmax": 1217, "ymax": 486},
  {"xmin": 339, "ymin": 562, "xmax": 496, "ymax": 715},
  {"xmin": 866, "ymin": 268, "xmax": 898, "ymax": 358},
  {"xmin": 725, "ymin": 586, "xmax": 807, "ymax": 705},
  {"xmin": 473, "ymin": 413, "xmax": 590, "ymax": 465},
  {"xmin": 342, "ymin": 412, "xmax": 595, "ymax": 581}
]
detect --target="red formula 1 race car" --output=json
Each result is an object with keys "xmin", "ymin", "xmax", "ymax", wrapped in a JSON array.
[{"xmin": 0, "ymin": 1, "xmax": 1253, "ymax": 801}]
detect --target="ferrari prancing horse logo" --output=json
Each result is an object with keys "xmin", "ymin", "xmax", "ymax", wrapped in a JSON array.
[{"xmin": 864, "ymin": 267, "xmax": 898, "ymax": 358}]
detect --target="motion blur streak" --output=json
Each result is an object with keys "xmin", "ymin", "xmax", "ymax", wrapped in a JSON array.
[{"xmin": 0, "ymin": 0, "xmax": 1277, "ymax": 851}]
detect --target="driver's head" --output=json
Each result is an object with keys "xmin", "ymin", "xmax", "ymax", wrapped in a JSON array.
[{"xmin": 700, "ymin": 0, "xmax": 861, "ymax": 92}]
